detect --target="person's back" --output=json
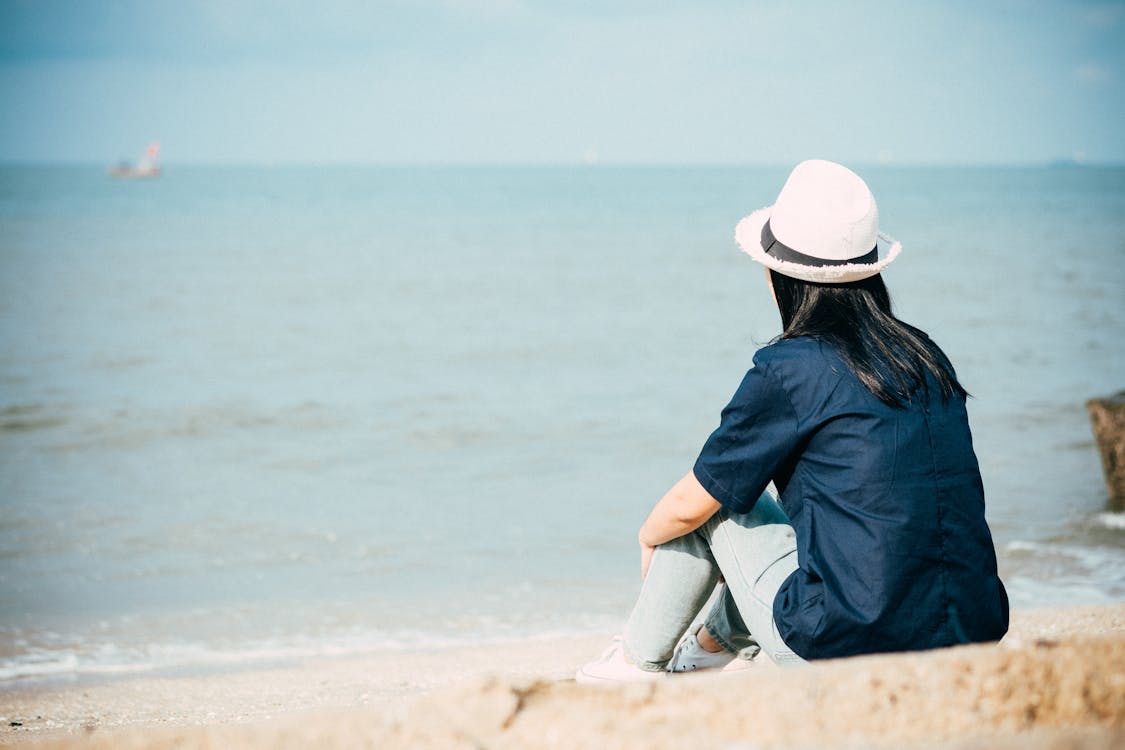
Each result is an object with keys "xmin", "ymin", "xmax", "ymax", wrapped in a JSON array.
[{"xmin": 750, "ymin": 337, "xmax": 1009, "ymax": 659}]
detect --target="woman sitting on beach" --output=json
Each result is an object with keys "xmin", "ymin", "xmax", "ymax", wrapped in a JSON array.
[{"xmin": 578, "ymin": 160, "xmax": 1009, "ymax": 682}]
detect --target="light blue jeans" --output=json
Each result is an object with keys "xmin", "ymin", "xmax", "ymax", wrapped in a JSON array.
[{"xmin": 623, "ymin": 492, "xmax": 805, "ymax": 671}]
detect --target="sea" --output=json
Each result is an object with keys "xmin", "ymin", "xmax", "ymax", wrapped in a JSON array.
[{"xmin": 1, "ymin": 164, "xmax": 1123, "ymax": 684}]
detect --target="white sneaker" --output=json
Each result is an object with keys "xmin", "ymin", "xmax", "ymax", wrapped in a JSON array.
[
  {"xmin": 666, "ymin": 626, "xmax": 737, "ymax": 673},
  {"xmin": 575, "ymin": 637, "xmax": 667, "ymax": 684}
]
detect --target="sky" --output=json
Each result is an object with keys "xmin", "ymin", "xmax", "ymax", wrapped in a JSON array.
[{"xmin": 1, "ymin": 0, "xmax": 1123, "ymax": 165}]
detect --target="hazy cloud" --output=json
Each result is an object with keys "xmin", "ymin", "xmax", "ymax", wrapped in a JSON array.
[
  {"xmin": 1073, "ymin": 62, "xmax": 1112, "ymax": 84},
  {"xmin": 2, "ymin": 0, "xmax": 1123, "ymax": 163}
]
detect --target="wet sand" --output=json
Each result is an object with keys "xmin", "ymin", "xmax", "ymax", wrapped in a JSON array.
[{"xmin": 3, "ymin": 604, "xmax": 1123, "ymax": 749}]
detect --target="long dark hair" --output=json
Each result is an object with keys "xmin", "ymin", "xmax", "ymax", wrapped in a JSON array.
[{"xmin": 769, "ymin": 270, "xmax": 966, "ymax": 407}]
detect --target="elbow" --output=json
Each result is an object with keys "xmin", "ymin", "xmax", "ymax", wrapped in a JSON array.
[{"xmin": 668, "ymin": 491, "xmax": 715, "ymax": 529}]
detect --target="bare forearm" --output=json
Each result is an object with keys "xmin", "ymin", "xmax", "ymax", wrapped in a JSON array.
[
  {"xmin": 638, "ymin": 498, "xmax": 704, "ymax": 547},
  {"xmin": 638, "ymin": 471, "xmax": 722, "ymax": 548}
]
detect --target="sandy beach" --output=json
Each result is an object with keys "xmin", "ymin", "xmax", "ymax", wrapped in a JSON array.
[{"xmin": 2, "ymin": 603, "xmax": 1122, "ymax": 749}]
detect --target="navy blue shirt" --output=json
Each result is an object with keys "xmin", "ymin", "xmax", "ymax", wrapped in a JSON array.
[{"xmin": 693, "ymin": 336, "xmax": 1008, "ymax": 660}]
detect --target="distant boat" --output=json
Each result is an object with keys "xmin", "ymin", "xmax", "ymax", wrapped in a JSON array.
[{"xmin": 109, "ymin": 142, "xmax": 161, "ymax": 179}]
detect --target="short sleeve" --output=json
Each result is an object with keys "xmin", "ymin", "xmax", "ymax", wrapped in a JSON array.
[{"xmin": 693, "ymin": 364, "xmax": 800, "ymax": 514}]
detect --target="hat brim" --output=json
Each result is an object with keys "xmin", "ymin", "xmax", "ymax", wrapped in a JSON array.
[{"xmin": 734, "ymin": 207, "xmax": 902, "ymax": 284}]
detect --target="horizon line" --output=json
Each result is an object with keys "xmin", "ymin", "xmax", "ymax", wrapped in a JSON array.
[{"xmin": 2, "ymin": 158, "xmax": 1122, "ymax": 169}]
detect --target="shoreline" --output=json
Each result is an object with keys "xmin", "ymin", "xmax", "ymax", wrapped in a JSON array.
[
  {"xmin": 2, "ymin": 603, "xmax": 1123, "ymax": 748},
  {"xmin": 0, "ymin": 632, "xmax": 612, "ymax": 743}
]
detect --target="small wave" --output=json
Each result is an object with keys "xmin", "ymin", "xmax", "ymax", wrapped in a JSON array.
[
  {"xmin": 36, "ymin": 400, "xmax": 351, "ymax": 452},
  {"xmin": 0, "ymin": 403, "xmax": 67, "ymax": 432},
  {"xmin": 1001, "ymin": 537, "xmax": 1125, "ymax": 608},
  {"xmin": 1005, "ymin": 540, "xmax": 1042, "ymax": 553},
  {"xmin": 0, "ymin": 637, "xmax": 394, "ymax": 683},
  {"xmin": 0, "ymin": 652, "xmax": 80, "ymax": 681},
  {"xmin": 1094, "ymin": 512, "xmax": 1125, "ymax": 530},
  {"xmin": 1003, "ymin": 539, "xmax": 1125, "ymax": 567},
  {"xmin": 0, "ymin": 619, "xmax": 619, "ymax": 684},
  {"xmin": 1003, "ymin": 576, "xmax": 1119, "ymax": 608}
]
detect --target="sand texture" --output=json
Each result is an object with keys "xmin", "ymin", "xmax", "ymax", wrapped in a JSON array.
[{"xmin": 3, "ymin": 604, "xmax": 1123, "ymax": 749}]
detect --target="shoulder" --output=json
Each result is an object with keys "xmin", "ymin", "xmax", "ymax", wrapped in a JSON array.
[
  {"xmin": 752, "ymin": 336, "xmax": 845, "ymax": 382},
  {"xmin": 751, "ymin": 337, "xmax": 854, "ymax": 416}
]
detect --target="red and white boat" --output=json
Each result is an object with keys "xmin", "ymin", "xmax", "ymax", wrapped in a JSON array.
[{"xmin": 109, "ymin": 142, "xmax": 161, "ymax": 179}]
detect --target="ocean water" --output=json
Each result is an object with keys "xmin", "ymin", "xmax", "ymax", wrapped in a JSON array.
[{"xmin": 1, "ymin": 164, "xmax": 1123, "ymax": 683}]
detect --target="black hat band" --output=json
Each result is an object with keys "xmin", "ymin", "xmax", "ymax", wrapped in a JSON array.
[{"xmin": 762, "ymin": 219, "xmax": 878, "ymax": 267}]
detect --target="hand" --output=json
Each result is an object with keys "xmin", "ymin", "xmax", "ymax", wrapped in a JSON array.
[{"xmin": 640, "ymin": 541, "xmax": 656, "ymax": 580}]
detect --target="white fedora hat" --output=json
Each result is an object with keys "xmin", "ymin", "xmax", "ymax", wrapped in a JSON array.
[{"xmin": 734, "ymin": 159, "xmax": 902, "ymax": 284}]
